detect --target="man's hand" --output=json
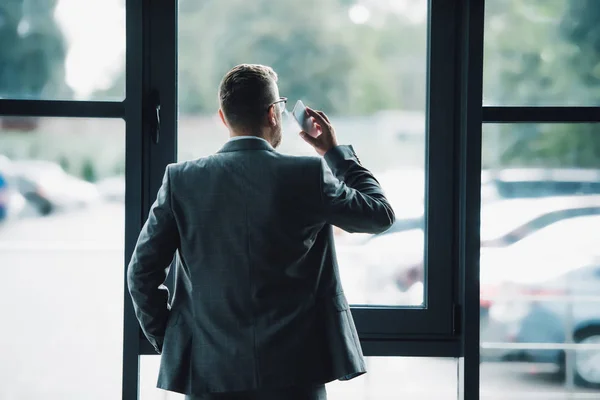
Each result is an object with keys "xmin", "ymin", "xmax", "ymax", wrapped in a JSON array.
[{"xmin": 299, "ymin": 107, "xmax": 339, "ymax": 156}]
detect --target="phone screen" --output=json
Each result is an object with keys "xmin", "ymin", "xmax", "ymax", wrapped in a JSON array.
[
  {"xmin": 292, "ymin": 100, "xmax": 320, "ymax": 138},
  {"xmin": 292, "ymin": 100, "xmax": 309, "ymax": 130}
]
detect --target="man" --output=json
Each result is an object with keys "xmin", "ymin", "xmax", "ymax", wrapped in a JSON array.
[{"xmin": 127, "ymin": 64, "xmax": 395, "ymax": 400}]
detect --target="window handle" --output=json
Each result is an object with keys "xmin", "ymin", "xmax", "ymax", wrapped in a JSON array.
[{"xmin": 149, "ymin": 89, "xmax": 161, "ymax": 144}]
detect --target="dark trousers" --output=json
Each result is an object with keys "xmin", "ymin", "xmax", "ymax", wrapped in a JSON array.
[{"xmin": 185, "ymin": 384, "xmax": 327, "ymax": 400}]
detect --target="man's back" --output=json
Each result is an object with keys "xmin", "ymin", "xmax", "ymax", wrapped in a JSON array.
[
  {"xmin": 128, "ymin": 139, "xmax": 394, "ymax": 396},
  {"xmin": 165, "ymin": 138, "xmax": 353, "ymax": 392}
]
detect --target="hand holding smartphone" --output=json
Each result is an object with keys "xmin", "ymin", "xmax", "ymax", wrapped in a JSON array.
[
  {"xmin": 292, "ymin": 100, "xmax": 321, "ymax": 138},
  {"xmin": 296, "ymin": 104, "xmax": 339, "ymax": 156}
]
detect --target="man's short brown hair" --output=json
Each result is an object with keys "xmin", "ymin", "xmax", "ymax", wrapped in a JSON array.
[{"xmin": 218, "ymin": 64, "xmax": 279, "ymax": 132}]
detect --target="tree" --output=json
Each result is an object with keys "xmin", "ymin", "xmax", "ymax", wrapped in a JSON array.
[
  {"xmin": 553, "ymin": 0, "xmax": 600, "ymax": 167},
  {"xmin": 177, "ymin": 0, "xmax": 427, "ymax": 115},
  {"xmin": 178, "ymin": 0, "xmax": 358, "ymax": 115},
  {"xmin": 96, "ymin": 1, "xmax": 428, "ymax": 116},
  {"xmin": 0, "ymin": 0, "xmax": 68, "ymax": 100},
  {"xmin": 81, "ymin": 158, "xmax": 97, "ymax": 182},
  {"xmin": 483, "ymin": 0, "xmax": 600, "ymax": 168}
]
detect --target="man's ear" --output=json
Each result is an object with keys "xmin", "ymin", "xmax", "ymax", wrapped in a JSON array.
[
  {"xmin": 218, "ymin": 109, "xmax": 228, "ymax": 128},
  {"xmin": 268, "ymin": 106, "xmax": 277, "ymax": 126}
]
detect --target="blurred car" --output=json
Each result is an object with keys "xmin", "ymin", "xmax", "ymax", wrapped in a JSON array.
[
  {"xmin": 0, "ymin": 168, "xmax": 6, "ymax": 221},
  {"xmin": 479, "ymin": 195, "xmax": 600, "ymax": 329},
  {"xmin": 479, "ymin": 194, "xmax": 600, "ymax": 248},
  {"xmin": 479, "ymin": 194, "xmax": 600, "ymax": 307},
  {"xmin": 338, "ymin": 195, "xmax": 600, "ymax": 308},
  {"xmin": 11, "ymin": 160, "xmax": 101, "ymax": 215},
  {"xmin": 334, "ymin": 169, "xmax": 600, "ymax": 306},
  {"xmin": 485, "ymin": 168, "xmax": 600, "ymax": 200},
  {"xmin": 377, "ymin": 167, "xmax": 600, "ymax": 237},
  {"xmin": 0, "ymin": 155, "xmax": 27, "ymax": 221},
  {"xmin": 485, "ymin": 262, "xmax": 600, "ymax": 387},
  {"xmin": 96, "ymin": 175, "xmax": 125, "ymax": 203},
  {"xmin": 480, "ymin": 215, "xmax": 600, "ymax": 387},
  {"xmin": 357, "ymin": 228, "xmax": 424, "ymax": 305},
  {"xmin": 333, "ymin": 167, "xmax": 425, "ymax": 244}
]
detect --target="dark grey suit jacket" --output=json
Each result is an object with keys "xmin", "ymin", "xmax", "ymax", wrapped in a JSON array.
[{"xmin": 127, "ymin": 138, "xmax": 395, "ymax": 396}]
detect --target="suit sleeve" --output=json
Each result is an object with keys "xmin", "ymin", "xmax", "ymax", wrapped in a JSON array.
[
  {"xmin": 127, "ymin": 165, "xmax": 179, "ymax": 354},
  {"xmin": 319, "ymin": 145, "xmax": 395, "ymax": 234}
]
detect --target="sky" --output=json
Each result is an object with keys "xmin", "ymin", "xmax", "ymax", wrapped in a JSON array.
[{"xmin": 54, "ymin": 0, "xmax": 126, "ymax": 99}]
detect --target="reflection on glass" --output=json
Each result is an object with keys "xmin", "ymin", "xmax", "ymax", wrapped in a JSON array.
[
  {"xmin": 483, "ymin": 0, "xmax": 600, "ymax": 106},
  {"xmin": 480, "ymin": 124, "xmax": 600, "ymax": 397},
  {"xmin": 141, "ymin": 356, "xmax": 458, "ymax": 400},
  {"xmin": 0, "ymin": 117, "xmax": 125, "ymax": 399},
  {"xmin": 0, "ymin": 0, "xmax": 125, "ymax": 101},
  {"xmin": 178, "ymin": 0, "xmax": 428, "ymax": 306}
]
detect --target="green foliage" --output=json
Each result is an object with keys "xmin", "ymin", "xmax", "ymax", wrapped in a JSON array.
[
  {"xmin": 177, "ymin": 0, "xmax": 426, "ymax": 115},
  {"xmin": 58, "ymin": 154, "xmax": 70, "ymax": 171},
  {"xmin": 81, "ymin": 158, "xmax": 97, "ymax": 182},
  {"xmin": 112, "ymin": 161, "xmax": 125, "ymax": 176},
  {"xmin": 484, "ymin": 0, "xmax": 600, "ymax": 168},
  {"xmin": 0, "ymin": 0, "xmax": 68, "ymax": 98},
  {"xmin": 179, "ymin": 0, "xmax": 352, "ymax": 114},
  {"xmin": 493, "ymin": 124, "xmax": 600, "ymax": 168},
  {"xmin": 561, "ymin": 0, "xmax": 600, "ymax": 87}
]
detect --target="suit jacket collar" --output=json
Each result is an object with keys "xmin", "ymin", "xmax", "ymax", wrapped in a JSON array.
[{"xmin": 218, "ymin": 137, "xmax": 275, "ymax": 153}]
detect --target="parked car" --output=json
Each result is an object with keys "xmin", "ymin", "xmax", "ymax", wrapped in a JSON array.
[
  {"xmin": 334, "ymin": 167, "xmax": 424, "ymax": 243},
  {"xmin": 0, "ymin": 155, "xmax": 27, "ymax": 221},
  {"xmin": 356, "ymin": 228, "xmax": 424, "ymax": 305},
  {"xmin": 480, "ymin": 196, "xmax": 600, "ymax": 327},
  {"xmin": 479, "ymin": 194, "xmax": 600, "ymax": 247},
  {"xmin": 11, "ymin": 160, "xmax": 101, "ymax": 215},
  {"xmin": 484, "ymin": 262, "xmax": 600, "ymax": 387},
  {"xmin": 480, "ymin": 215, "xmax": 600, "ymax": 387},
  {"xmin": 0, "ymin": 169, "xmax": 6, "ymax": 221},
  {"xmin": 479, "ymin": 195, "xmax": 600, "ymax": 309},
  {"xmin": 96, "ymin": 175, "xmax": 125, "ymax": 203},
  {"xmin": 484, "ymin": 168, "xmax": 600, "ymax": 200},
  {"xmin": 376, "ymin": 168, "xmax": 600, "ymax": 237},
  {"xmin": 337, "ymin": 195, "xmax": 600, "ymax": 308}
]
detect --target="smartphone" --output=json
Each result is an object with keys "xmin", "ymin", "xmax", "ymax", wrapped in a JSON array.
[{"xmin": 292, "ymin": 100, "xmax": 321, "ymax": 138}]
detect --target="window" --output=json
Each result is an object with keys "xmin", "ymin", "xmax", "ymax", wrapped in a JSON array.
[
  {"xmin": 481, "ymin": 1, "xmax": 600, "ymax": 395},
  {"xmin": 173, "ymin": 0, "xmax": 458, "ymax": 340},
  {"xmin": 0, "ymin": 117, "xmax": 125, "ymax": 398},
  {"xmin": 0, "ymin": 0, "xmax": 492, "ymax": 398},
  {"xmin": 481, "ymin": 97, "xmax": 600, "ymax": 399},
  {"xmin": 0, "ymin": 0, "xmax": 125, "ymax": 101},
  {"xmin": 483, "ymin": 0, "xmax": 600, "ymax": 106},
  {"xmin": 178, "ymin": 0, "xmax": 428, "ymax": 307}
]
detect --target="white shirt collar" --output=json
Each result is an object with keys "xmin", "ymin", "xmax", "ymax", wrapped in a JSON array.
[{"xmin": 228, "ymin": 136, "xmax": 271, "ymax": 146}]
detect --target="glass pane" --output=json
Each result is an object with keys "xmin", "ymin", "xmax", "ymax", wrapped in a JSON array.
[
  {"xmin": 141, "ymin": 356, "xmax": 458, "ymax": 399},
  {"xmin": 0, "ymin": 0, "xmax": 125, "ymax": 101},
  {"xmin": 483, "ymin": 0, "xmax": 600, "ymax": 106},
  {"xmin": 480, "ymin": 124, "xmax": 600, "ymax": 398},
  {"xmin": 177, "ymin": 0, "xmax": 428, "ymax": 306},
  {"xmin": 0, "ymin": 117, "xmax": 125, "ymax": 398}
]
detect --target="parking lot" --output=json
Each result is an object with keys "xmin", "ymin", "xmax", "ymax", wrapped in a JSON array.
[{"xmin": 0, "ymin": 203, "xmax": 598, "ymax": 399}]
